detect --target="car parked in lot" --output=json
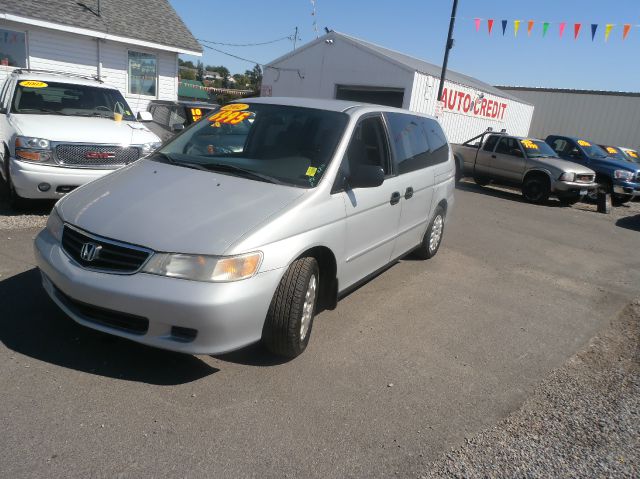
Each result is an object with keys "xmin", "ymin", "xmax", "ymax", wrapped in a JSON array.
[
  {"xmin": 146, "ymin": 100, "xmax": 218, "ymax": 141},
  {"xmin": 0, "ymin": 69, "xmax": 161, "ymax": 207},
  {"xmin": 546, "ymin": 135, "xmax": 640, "ymax": 204},
  {"xmin": 35, "ymin": 97, "xmax": 455, "ymax": 359},
  {"xmin": 453, "ymin": 131, "xmax": 597, "ymax": 205},
  {"xmin": 617, "ymin": 146, "xmax": 639, "ymax": 164}
]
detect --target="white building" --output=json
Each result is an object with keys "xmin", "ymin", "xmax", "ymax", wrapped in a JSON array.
[
  {"xmin": 0, "ymin": 0, "xmax": 202, "ymax": 114},
  {"xmin": 262, "ymin": 32, "xmax": 534, "ymax": 143},
  {"xmin": 497, "ymin": 86, "xmax": 640, "ymax": 150}
]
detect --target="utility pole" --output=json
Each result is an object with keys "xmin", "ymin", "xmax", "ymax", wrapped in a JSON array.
[
  {"xmin": 293, "ymin": 26, "xmax": 299, "ymax": 50},
  {"xmin": 437, "ymin": 0, "xmax": 458, "ymax": 101}
]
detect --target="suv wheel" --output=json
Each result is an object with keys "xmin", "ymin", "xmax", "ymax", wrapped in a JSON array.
[
  {"xmin": 263, "ymin": 257, "xmax": 319, "ymax": 358},
  {"xmin": 415, "ymin": 205, "xmax": 445, "ymax": 260},
  {"xmin": 522, "ymin": 174, "xmax": 550, "ymax": 203}
]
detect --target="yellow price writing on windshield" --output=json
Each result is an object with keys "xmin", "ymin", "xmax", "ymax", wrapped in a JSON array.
[
  {"xmin": 208, "ymin": 110, "xmax": 252, "ymax": 125},
  {"xmin": 628, "ymin": 150, "xmax": 638, "ymax": 158},
  {"xmin": 606, "ymin": 147, "xmax": 618, "ymax": 154},
  {"xmin": 191, "ymin": 108, "xmax": 203, "ymax": 122},
  {"xmin": 19, "ymin": 80, "xmax": 48, "ymax": 88},
  {"xmin": 577, "ymin": 140, "xmax": 591, "ymax": 147},
  {"xmin": 520, "ymin": 139, "xmax": 539, "ymax": 149}
]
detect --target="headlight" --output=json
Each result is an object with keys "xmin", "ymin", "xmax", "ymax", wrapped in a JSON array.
[
  {"xmin": 46, "ymin": 208, "xmax": 64, "ymax": 242},
  {"xmin": 15, "ymin": 136, "xmax": 54, "ymax": 163},
  {"xmin": 613, "ymin": 170, "xmax": 634, "ymax": 180},
  {"xmin": 141, "ymin": 142, "xmax": 162, "ymax": 155},
  {"xmin": 142, "ymin": 251, "xmax": 263, "ymax": 282},
  {"xmin": 559, "ymin": 172, "xmax": 575, "ymax": 182}
]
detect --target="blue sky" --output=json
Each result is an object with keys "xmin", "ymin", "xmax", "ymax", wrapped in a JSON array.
[{"xmin": 171, "ymin": 0, "xmax": 640, "ymax": 91}]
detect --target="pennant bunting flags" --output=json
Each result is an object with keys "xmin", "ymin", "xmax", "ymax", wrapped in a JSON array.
[
  {"xmin": 527, "ymin": 20, "xmax": 534, "ymax": 36},
  {"xmin": 559, "ymin": 22, "xmax": 566, "ymax": 38},
  {"xmin": 488, "ymin": 19, "xmax": 494, "ymax": 35},
  {"xmin": 591, "ymin": 24, "xmax": 598, "ymax": 41},
  {"xmin": 604, "ymin": 24, "xmax": 613, "ymax": 41},
  {"xmin": 542, "ymin": 22, "xmax": 549, "ymax": 37},
  {"xmin": 501, "ymin": 20, "xmax": 507, "ymax": 36},
  {"xmin": 623, "ymin": 23, "xmax": 631, "ymax": 40},
  {"xmin": 514, "ymin": 20, "xmax": 521, "ymax": 37},
  {"xmin": 574, "ymin": 23, "xmax": 582, "ymax": 40},
  {"xmin": 474, "ymin": 18, "xmax": 481, "ymax": 32}
]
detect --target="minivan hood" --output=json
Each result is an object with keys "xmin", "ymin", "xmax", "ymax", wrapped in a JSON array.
[
  {"xmin": 57, "ymin": 159, "xmax": 306, "ymax": 254},
  {"xmin": 10, "ymin": 114, "xmax": 159, "ymax": 145}
]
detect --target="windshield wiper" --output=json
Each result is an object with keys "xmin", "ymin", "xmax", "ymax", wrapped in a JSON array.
[
  {"xmin": 18, "ymin": 108, "xmax": 69, "ymax": 116},
  {"xmin": 149, "ymin": 153, "xmax": 210, "ymax": 172},
  {"xmin": 204, "ymin": 163, "xmax": 285, "ymax": 185}
]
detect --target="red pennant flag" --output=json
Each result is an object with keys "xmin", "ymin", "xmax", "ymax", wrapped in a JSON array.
[
  {"xmin": 574, "ymin": 23, "xmax": 582, "ymax": 39},
  {"xmin": 527, "ymin": 20, "xmax": 534, "ymax": 36},
  {"xmin": 623, "ymin": 23, "xmax": 631, "ymax": 40},
  {"xmin": 488, "ymin": 19, "xmax": 494, "ymax": 35},
  {"xmin": 559, "ymin": 22, "xmax": 566, "ymax": 38},
  {"xmin": 474, "ymin": 18, "xmax": 481, "ymax": 32}
]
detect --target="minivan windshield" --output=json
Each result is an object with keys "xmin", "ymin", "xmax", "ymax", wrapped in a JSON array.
[
  {"xmin": 11, "ymin": 80, "xmax": 136, "ymax": 120},
  {"xmin": 156, "ymin": 103, "xmax": 349, "ymax": 188}
]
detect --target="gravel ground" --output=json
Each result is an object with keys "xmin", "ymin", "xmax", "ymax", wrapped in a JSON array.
[
  {"xmin": 424, "ymin": 300, "xmax": 640, "ymax": 478},
  {"xmin": 0, "ymin": 184, "xmax": 52, "ymax": 231}
]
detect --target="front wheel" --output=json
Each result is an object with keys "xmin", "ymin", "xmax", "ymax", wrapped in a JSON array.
[
  {"xmin": 263, "ymin": 257, "xmax": 319, "ymax": 359},
  {"xmin": 414, "ymin": 206, "xmax": 445, "ymax": 260},
  {"xmin": 522, "ymin": 175, "xmax": 550, "ymax": 203}
]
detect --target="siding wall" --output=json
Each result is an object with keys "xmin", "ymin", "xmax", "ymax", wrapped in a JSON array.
[
  {"xmin": 498, "ymin": 88, "xmax": 640, "ymax": 150},
  {"xmin": 0, "ymin": 20, "xmax": 178, "ymax": 114}
]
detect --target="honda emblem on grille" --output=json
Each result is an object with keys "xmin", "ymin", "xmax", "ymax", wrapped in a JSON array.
[
  {"xmin": 80, "ymin": 243, "xmax": 102, "ymax": 262},
  {"xmin": 85, "ymin": 151, "xmax": 116, "ymax": 159}
]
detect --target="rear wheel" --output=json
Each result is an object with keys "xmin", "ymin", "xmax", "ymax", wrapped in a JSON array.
[
  {"xmin": 263, "ymin": 257, "xmax": 319, "ymax": 359},
  {"xmin": 414, "ymin": 205, "xmax": 445, "ymax": 260},
  {"xmin": 522, "ymin": 174, "xmax": 550, "ymax": 203}
]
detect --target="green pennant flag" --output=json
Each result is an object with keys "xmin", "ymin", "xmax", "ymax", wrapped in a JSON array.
[{"xmin": 542, "ymin": 22, "xmax": 550, "ymax": 37}]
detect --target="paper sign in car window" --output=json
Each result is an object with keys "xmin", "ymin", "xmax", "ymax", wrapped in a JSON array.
[
  {"xmin": 521, "ymin": 139, "xmax": 539, "ymax": 149},
  {"xmin": 208, "ymin": 109, "xmax": 252, "ymax": 125},
  {"xmin": 19, "ymin": 80, "xmax": 48, "ymax": 88},
  {"xmin": 628, "ymin": 150, "xmax": 638, "ymax": 158},
  {"xmin": 306, "ymin": 166, "xmax": 318, "ymax": 176},
  {"xmin": 577, "ymin": 140, "xmax": 591, "ymax": 147}
]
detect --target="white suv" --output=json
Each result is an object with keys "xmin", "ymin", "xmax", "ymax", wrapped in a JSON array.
[{"xmin": 0, "ymin": 70, "xmax": 161, "ymax": 207}]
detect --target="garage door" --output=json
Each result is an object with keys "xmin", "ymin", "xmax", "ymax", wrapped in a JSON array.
[{"xmin": 335, "ymin": 85, "xmax": 404, "ymax": 108}]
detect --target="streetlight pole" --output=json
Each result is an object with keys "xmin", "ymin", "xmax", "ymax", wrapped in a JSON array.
[{"xmin": 437, "ymin": 0, "xmax": 459, "ymax": 102}]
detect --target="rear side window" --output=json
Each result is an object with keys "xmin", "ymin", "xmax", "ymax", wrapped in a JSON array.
[
  {"xmin": 483, "ymin": 135, "xmax": 500, "ymax": 152},
  {"xmin": 385, "ymin": 112, "xmax": 449, "ymax": 174}
]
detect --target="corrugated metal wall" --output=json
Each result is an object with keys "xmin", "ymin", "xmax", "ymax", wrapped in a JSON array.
[
  {"xmin": 500, "ymin": 88, "xmax": 640, "ymax": 150},
  {"xmin": 410, "ymin": 73, "xmax": 535, "ymax": 144}
]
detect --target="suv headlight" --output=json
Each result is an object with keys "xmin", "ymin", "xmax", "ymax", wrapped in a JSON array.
[
  {"xmin": 559, "ymin": 172, "xmax": 576, "ymax": 182},
  {"xmin": 142, "ymin": 251, "xmax": 262, "ymax": 282},
  {"xmin": 46, "ymin": 208, "xmax": 64, "ymax": 242},
  {"xmin": 613, "ymin": 170, "xmax": 634, "ymax": 180},
  {"xmin": 15, "ymin": 136, "xmax": 54, "ymax": 163},
  {"xmin": 141, "ymin": 141, "xmax": 162, "ymax": 155}
]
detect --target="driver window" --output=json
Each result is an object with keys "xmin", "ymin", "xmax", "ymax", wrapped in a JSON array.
[
  {"xmin": 343, "ymin": 116, "xmax": 390, "ymax": 178},
  {"xmin": 495, "ymin": 137, "xmax": 522, "ymax": 157}
]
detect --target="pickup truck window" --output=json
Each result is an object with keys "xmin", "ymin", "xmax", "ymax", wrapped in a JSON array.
[
  {"xmin": 483, "ymin": 135, "xmax": 500, "ymax": 152},
  {"xmin": 495, "ymin": 137, "xmax": 522, "ymax": 156},
  {"xmin": 520, "ymin": 140, "xmax": 557, "ymax": 158}
]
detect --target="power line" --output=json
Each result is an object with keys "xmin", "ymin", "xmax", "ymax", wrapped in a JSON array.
[
  {"xmin": 200, "ymin": 44, "xmax": 304, "ymax": 79},
  {"xmin": 198, "ymin": 35, "xmax": 293, "ymax": 47}
]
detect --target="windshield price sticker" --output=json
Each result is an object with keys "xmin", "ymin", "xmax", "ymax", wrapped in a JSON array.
[
  {"xmin": 306, "ymin": 166, "xmax": 318, "ymax": 176},
  {"xmin": 577, "ymin": 140, "xmax": 591, "ymax": 147},
  {"xmin": 606, "ymin": 146, "xmax": 618, "ymax": 154},
  {"xmin": 521, "ymin": 139, "xmax": 539, "ymax": 149},
  {"xmin": 19, "ymin": 80, "xmax": 48, "ymax": 88},
  {"xmin": 629, "ymin": 150, "xmax": 638, "ymax": 158},
  {"xmin": 208, "ymin": 110, "xmax": 252, "ymax": 126},
  {"xmin": 220, "ymin": 103, "xmax": 250, "ymax": 112}
]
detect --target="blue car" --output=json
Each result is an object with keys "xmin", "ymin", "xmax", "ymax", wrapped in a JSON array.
[{"xmin": 546, "ymin": 135, "xmax": 640, "ymax": 205}]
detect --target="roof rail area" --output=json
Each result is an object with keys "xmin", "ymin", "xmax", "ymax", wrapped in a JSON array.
[{"xmin": 11, "ymin": 68, "xmax": 103, "ymax": 83}]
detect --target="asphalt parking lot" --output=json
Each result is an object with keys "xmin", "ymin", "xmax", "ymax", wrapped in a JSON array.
[{"xmin": 1, "ymin": 183, "xmax": 639, "ymax": 478}]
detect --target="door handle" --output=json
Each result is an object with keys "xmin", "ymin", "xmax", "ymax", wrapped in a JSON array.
[
  {"xmin": 404, "ymin": 187, "xmax": 414, "ymax": 199},
  {"xmin": 491, "ymin": 154, "xmax": 497, "ymax": 158},
  {"xmin": 390, "ymin": 191, "xmax": 401, "ymax": 205}
]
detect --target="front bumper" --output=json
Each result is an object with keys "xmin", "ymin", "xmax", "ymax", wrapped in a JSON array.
[
  {"xmin": 612, "ymin": 180, "xmax": 640, "ymax": 197},
  {"xmin": 10, "ymin": 158, "xmax": 116, "ymax": 199},
  {"xmin": 552, "ymin": 179, "xmax": 598, "ymax": 196},
  {"xmin": 34, "ymin": 229, "xmax": 284, "ymax": 354}
]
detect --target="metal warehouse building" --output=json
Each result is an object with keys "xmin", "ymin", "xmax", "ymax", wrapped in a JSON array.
[
  {"xmin": 497, "ymin": 86, "xmax": 640, "ymax": 151},
  {"xmin": 261, "ymin": 32, "xmax": 534, "ymax": 143}
]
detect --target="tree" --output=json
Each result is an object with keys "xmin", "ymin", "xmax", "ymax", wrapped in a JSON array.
[
  {"xmin": 206, "ymin": 65, "xmax": 230, "ymax": 78},
  {"xmin": 179, "ymin": 69, "xmax": 196, "ymax": 80},
  {"xmin": 178, "ymin": 58, "xmax": 195, "ymax": 69},
  {"xmin": 246, "ymin": 64, "xmax": 263, "ymax": 92},
  {"xmin": 196, "ymin": 61, "xmax": 205, "ymax": 82}
]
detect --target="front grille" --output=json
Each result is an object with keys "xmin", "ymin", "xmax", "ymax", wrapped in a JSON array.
[
  {"xmin": 61, "ymin": 225, "xmax": 152, "ymax": 273},
  {"xmin": 55, "ymin": 144, "xmax": 140, "ymax": 168},
  {"xmin": 576, "ymin": 174, "xmax": 595, "ymax": 183},
  {"xmin": 53, "ymin": 284, "xmax": 149, "ymax": 335}
]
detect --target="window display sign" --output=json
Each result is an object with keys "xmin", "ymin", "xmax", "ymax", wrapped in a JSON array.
[{"xmin": 128, "ymin": 51, "xmax": 157, "ymax": 96}]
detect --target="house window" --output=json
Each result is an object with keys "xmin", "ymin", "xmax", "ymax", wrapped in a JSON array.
[
  {"xmin": 0, "ymin": 29, "xmax": 27, "ymax": 68},
  {"xmin": 128, "ymin": 51, "xmax": 157, "ymax": 97}
]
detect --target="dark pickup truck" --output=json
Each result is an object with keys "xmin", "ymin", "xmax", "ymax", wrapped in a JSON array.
[{"xmin": 546, "ymin": 135, "xmax": 640, "ymax": 205}]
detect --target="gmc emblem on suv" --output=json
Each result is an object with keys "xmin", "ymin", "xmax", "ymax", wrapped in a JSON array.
[
  {"xmin": 80, "ymin": 243, "xmax": 102, "ymax": 262},
  {"xmin": 85, "ymin": 151, "xmax": 116, "ymax": 160}
]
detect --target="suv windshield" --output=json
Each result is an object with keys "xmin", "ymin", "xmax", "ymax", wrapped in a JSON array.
[
  {"xmin": 520, "ymin": 139, "xmax": 557, "ymax": 158},
  {"xmin": 601, "ymin": 146, "xmax": 628, "ymax": 161},
  {"xmin": 11, "ymin": 80, "xmax": 136, "ymax": 120},
  {"xmin": 157, "ymin": 103, "xmax": 349, "ymax": 188},
  {"xmin": 578, "ymin": 141, "xmax": 608, "ymax": 159}
]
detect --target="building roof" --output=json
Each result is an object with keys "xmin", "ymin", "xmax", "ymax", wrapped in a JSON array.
[
  {"xmin": 496, "ymin": 86, "xmax": 640, "ymax": 98},
  {"xmin": 0, "ymin": 0, "xmax": 202, "ymax": 54},
  {"xmin": 267, "ymin": 32, "xmax": 527, "ymax": 104}
]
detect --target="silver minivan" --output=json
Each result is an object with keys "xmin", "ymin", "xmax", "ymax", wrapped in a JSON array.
[{"xmin": 35, "ymin": 97, "xmax": 455, "ymax": 358}]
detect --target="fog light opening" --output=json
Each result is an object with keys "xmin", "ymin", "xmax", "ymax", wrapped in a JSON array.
[
  {"xmin": 171, "ymin": 326, "xmax": 198, "ymax": 343},
  {"xmin": 38, "ymin": 183, "xmax": 51, "ymax": 192}
]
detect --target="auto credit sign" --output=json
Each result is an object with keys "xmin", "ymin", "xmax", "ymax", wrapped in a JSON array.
[{"xmin": 441, "ymin": 87, "xmax": 508, "ymax": 121}]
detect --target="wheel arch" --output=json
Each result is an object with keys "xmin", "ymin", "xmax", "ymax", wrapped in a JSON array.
[
  {"xmin": 523, "ymin": 168, "xmax": 553, "ymax": 184},
  {"xmin": 295, "ymin": 245, "xmax": 338, "ymax": 311}
]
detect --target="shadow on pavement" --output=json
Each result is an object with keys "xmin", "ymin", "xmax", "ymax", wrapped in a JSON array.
[
  {"xmin": 456, "ymin": 180, "xmax": 564, "ymax": 207},
  {"xmin": 616, "ymin": 215, "xmax": 640, "ymax": 232},
  {"xmin": 213, "ymin": 342, "xmax": 292, "ymax": 367},
  {"xmin": 0, "ymin": 268, "xmax": 218, "ymax": 385}
]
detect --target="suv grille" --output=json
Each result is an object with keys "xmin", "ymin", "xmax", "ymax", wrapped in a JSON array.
[
  {"xmin": 575, "ymin": 174, "xmax": 595, "ymax": 183},
  {"xmin": 56, "ymin": 144, "xmax": 140, "ymax": 168},
  {"xmin": 61, "ymin": 225, "xmax": 152, "ymax": 273}
]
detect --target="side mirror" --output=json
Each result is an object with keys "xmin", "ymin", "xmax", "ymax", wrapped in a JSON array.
[
  {"xmin": 171, "ymin": 123, "xmax": 185, "ymax": 132},
  {"xmin": 348, "ymin": 165, "xmax": 385, "ymax": 189},
  {"xmin": 137, "ymin": 111, "xmax": 153, "ymax": 122}
]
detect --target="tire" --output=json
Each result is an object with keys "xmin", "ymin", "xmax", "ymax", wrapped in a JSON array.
[
  {"xmin": 613, "ymin": 194, "xmax": 633, "ymax": 206},
  {"xmin": 263, "ymin": 257, "xmax": 319, "ymax": 358},
  {"xmin": 522, "ymin": 174, "xmax": 550, "ymax": 203},
  {"xmin": 473, "ymin": 176, "xmax": 490, "ymax": 186},
  {"xmin": 414, "ymin": 205, "xmax": 445, "ymax": 260}
]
